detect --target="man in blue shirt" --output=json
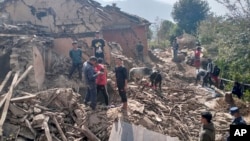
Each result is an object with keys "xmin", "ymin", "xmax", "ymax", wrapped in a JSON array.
[
  {"xmin": 83, "ymin": 56, "xmax": 102, "ymax": 110},
  {"xmin": 69, "ymin": 41, "xmax": 83, "ymax": 80}
]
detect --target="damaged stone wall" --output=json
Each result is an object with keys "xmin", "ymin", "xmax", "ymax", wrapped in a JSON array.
[
  {"xmin": 1, "ymin": 0, "xmax": 151, "ymax": 63},
  {"xmin": 1, "ymin": 0, "xmax": 110, "ymax": 33}
]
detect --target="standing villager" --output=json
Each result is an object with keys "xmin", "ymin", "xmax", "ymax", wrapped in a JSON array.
[
  {"xmin": 199, "ymin": 111, "xmax": 215, "ymax": 141},
  {"xmin": 227, "ymin": 107, "xmax": 247, "ymax": 141},
  {"xmin": 136, "ymin": 41, "xmax": 144, "ymax": 62},
  {"xmin": 69, "ymin": 41, "xmax": 83, "ymax": 80},
  {"xmin": 194, "ymin": 45, "xmax": 202, "ymax": 72},
  {"xmin": 114, "ymin": 57, "xmax": 128, "ymax": 111},
  {"xmin": 172, "ymin": 38, "xmax": 179, "ymax": 62},
  {"xmin": 95, "ymin": 58, "xmax": 109, "ymax": 107},
  {"xmin": 83, "ymin": 56, "xmax": 102, "ymax": 110},
  {"xmin": 91, "ymin": 31, "xmax": 105, "ymax": 61}
]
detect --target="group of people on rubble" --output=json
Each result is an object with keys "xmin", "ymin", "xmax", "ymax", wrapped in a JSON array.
[
  {"xmin": 194, "ymin": 42, "xmax": 245, "ymax": 99},
  {"xmin": 170, "ymin": 40, "xmax": 248, "ymax": 141},
  {"xmin": 67, "ymin": 31, "xmax": 146, "ymax": 111}
]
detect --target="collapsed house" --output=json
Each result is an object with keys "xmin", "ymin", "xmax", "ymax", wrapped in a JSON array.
[{"xmin": 0, "ymin": 0, "xmax": 150, "ymax": 59}]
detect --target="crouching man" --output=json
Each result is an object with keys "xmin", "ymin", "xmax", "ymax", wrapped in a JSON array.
[
  {"xmin": 199, "ymin": 111, "xmax": 215, "ymax": 141},
  {"xmin": 149, "ymin": 70, "xmax": 162, "ymax": 91},
  {"xmin": 195, "ymin": 69, "xmax": 209, "ymax": 87}
]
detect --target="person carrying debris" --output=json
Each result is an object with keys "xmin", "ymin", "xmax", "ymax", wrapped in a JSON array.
[
  {"xmin": 172, "ymin": 38, "xmax": 179, "ymax": 62},
  {"xmin": 83, "ymin": 56, "xmax": 103, "ymax": 110},
  {"xmin": 195, "ymin": 69, "xmax": 209, "ymax": 87},
  {"xmin": 95, "ymin": 58, "xmax": 109, "ymax": 107},
  {"xmin": 199, "ymin": 111, "xmax": 215, "ymax": 141},
  {"xmin": 92, "ymin": 31, "xmax": 105, "ymax": 61},
  {"xmin": 136, "ymin": 41, "xmax": 144, "ymax": 62},
  {"xmin": 226, "ymin": 107, "xmax": 247, "ymax": 141},
  {"xmin": 194, "ymin": 45, "xmax": 202, "ymax": 72},
  {"xmin": 69, "ymin": 41, "xmax": 83, "ymax": 80},
  {"xmin": 114, "ymin": 57, "xmax": 128, "ymax": 111}
]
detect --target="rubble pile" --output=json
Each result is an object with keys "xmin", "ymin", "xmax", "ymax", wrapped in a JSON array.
[
  {"xmin": 1, "ymin": 88, "xmax": 103, "ymax": 141},
  {"xmin": 215, "ymin": 98, "xmax": 250, "ymax": 116},
  {"xmin": 1, "ymin": 23, "xmax": 249, "ymax": 141}
]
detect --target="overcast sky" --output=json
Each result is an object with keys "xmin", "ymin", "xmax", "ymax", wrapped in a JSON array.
[{"xmin": 96, "ymin": 0, "xmax": 228, "ymax": 22}]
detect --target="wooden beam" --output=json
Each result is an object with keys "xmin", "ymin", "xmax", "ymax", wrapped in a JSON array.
[
  {"xmin": 62, "ymin": 123, "xmax": 100, "ymax": 141},
  {"xmin": 0, "ymin": 93, "xmax": 7, "ymax": 109},
  {"xmin": 43, "ymin": 116, "xmax": 52, "ymax": 141},
  {"xmin": 14, "ymin": 65, "xmax": 33, "ymax": 88},
  {"xmin": 0, "ymin": 71, "xmax": 12, "ymax": 93},
  {"xmin": 10, "ymin": 95, "xmax": 37, "ymax": 102},
  {"xmin": 0, "ymin": 72, "xmax": 19, "ymax": 136},
  {"xmin": 52, "ymin": 116, "xmax": 67, "ymax": 141}
]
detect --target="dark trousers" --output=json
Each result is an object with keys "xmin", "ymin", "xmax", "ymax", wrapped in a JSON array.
[
  {"xmin": 69, "ymin": 63, "xmax": 82, "ymax": 80},
  {"xmin": 84, "ymin": 85, "xmax": 97, "ymax": 110},
  {"xmin": 95, "ymin": 53, "xmax": 104, "ymax": 60},
  {"xmin": 118, "ymin": 85, "xmax": 127, "ymax": 102},
  {"xmin": 137, "ymin": 52, "xmax": 144, "ymax": 62},
  {"xmin": 97, "ymin": 85, "xmax": 109, "ymax": 105}
]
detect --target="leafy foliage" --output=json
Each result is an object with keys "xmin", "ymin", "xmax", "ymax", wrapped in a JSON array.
[
  {"xmin": 172, "ymin": 0, "xmax": 210, "ymax": 34},
  {"xmin": 197, "ymin": 1, "xmax": 250, "ymax": 101}
]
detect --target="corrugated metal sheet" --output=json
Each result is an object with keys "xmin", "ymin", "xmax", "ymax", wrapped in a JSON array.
[{"xmin": 109, "ymin": 120, "xmax": 180, "ymax": 141}]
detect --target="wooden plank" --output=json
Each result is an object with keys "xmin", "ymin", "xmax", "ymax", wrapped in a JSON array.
[
  {"xmin": 0, "ymin": 72, "xmax": 19, "ymax": 136},
  {"xmin": 52, "ymin": 116, "xmax": 67, "ymax": 141},
  {"xmin": 14, "ymin": 65, "xmax": 33, "ymax": 88},
  {"xmin": 62, "ymin": 123, "xmax": 101, "ymax": 141},
  {"xmin": 10, "ymin": 95, "xmax": 37, "ymax": 102},
  {"xmin": 0, "ymin": 93, "xmax": 7, "ymax": 109},
  {"xmin": 0, "ymin": 71, "xmax": 12, "ymax": 93},
  {"xmin": 43, "ymin": 116, "xmax": 52, "ymax": 141}
]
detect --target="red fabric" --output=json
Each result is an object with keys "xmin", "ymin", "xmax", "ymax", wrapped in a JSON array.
[
  {"xmin": 194, "ymin": 60, "xmax": 201, "ymax": 68},
  {"xmin": 211, "ymin": 75, "xmax": 219, "ymax": 83},
  {"xmin": 194, "ymin": 50, "xmax": 201, "ymax": 59},
  {"xmin": 193, "ymin": 50, "xmax": 201, "ymax": 68},
  {"xmin": 95, "ymin": 64, "xmax": 107, "ymax": 85}
]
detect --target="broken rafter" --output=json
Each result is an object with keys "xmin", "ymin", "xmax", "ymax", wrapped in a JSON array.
[
  {"xmin": 62, "ymin": 123, "xmax": 101, "ymax": 141},
  {"xmin": 52, "ymin": 116, "xmax": 67, "ymax": 141},
  {"xmin": 0, "ymin": 71, "xmax": 12, "ymax": 93},
  {"xmin": 14, "ymin": 65, "xmax": 33, "ymax": 88},
  {"xmin": 43, "ymin": 116, "xmax": 52, "ymax": 141},
  {"xmin": 0, "ymin": 72, "xmax": 20, "ymax": 136},
  {"xmin": 10, "ymin": 95, "xmax": 37, "ymax": 102}
]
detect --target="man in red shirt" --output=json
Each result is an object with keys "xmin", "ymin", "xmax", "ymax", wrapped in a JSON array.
[{"xmin": 95, "ymin": 58, "xmax": 109, "ymax": 106}]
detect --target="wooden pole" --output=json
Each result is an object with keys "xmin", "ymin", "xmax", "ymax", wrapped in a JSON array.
[
  {"xmin": 0, "ymin": 71, "xmax": 12, "ymax": 93},
  {"xmin": 52, "ymin": 116, "xmax": 67, "ymax": 141},
  {"xmin": 14, "ymin": 65, "xmax": 33, "ymax": 88},
  {"xmin": 0, "ymin": 72, "xmax": 19, "ymax": 136}
]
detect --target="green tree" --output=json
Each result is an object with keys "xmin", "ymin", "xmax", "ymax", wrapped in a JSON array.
[
  {"xmin": 172, "ymin": 0, "xmax": 210, "ymax": 34},
  {"xmin": 147, "ymin": 27, "xmax": 153, "ymax": 40},
  {"xmin": 157, "ymin": 20, "xmax": 175, "ymax": 40}
]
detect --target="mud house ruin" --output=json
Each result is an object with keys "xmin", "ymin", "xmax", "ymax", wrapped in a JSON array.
[
  {"xmin": 0, "ymin": 0, "xmax": 151, "ymax": 91},
  {"xmin": 0, "ymin": 0, "xmax": 150, "ymax": 59}
]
